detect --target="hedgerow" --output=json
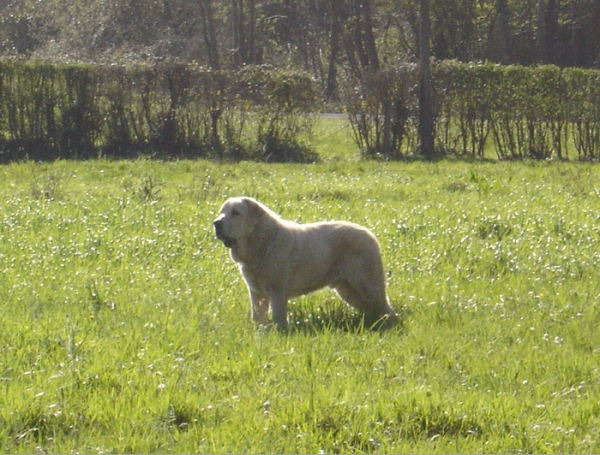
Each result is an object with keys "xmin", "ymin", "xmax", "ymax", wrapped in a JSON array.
[
  {"xmin": 0, "ymin": 61, "xmax": 318, "ymax": 163},
  {"xmin": 1, "ymin": 60, "xmax": 599, "ymax": 162},
  {"xmin": 347, "ymin": 62, "xmax": 600, "ymax": 160}
]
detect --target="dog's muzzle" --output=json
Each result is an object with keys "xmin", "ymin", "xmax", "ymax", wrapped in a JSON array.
[{"xmin": 214, "ymin": 219, "xmax": 236, "ymax": 248}]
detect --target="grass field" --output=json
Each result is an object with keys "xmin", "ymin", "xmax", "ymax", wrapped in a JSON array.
[{"xmin": 1, "ymin": 130, "xmax": 600, "ymax": 453}]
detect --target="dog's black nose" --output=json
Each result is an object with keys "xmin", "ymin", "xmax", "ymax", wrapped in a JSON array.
[{"xmin": 214, "ymin": 219, "xmax": 223, "ymax": 236}]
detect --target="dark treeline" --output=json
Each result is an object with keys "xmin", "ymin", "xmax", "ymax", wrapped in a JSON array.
[{"xmin": 1, "ymin": 0, "xmax": 598, "ymax": 101}]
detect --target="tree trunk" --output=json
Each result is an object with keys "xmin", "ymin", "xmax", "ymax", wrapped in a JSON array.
[
  {"xmin": 325, "ymin": 1, "xmax": 342, "ymax": 101},
  {"xmin": 352, "ymin": 0, "xmax": 369, "ymax": 70},
  {"xmin": 199, "ymin": 0, "xmax": 220, "ymax": 70},
  {"xmin": 545, "ymin": 0, "xmax": 559, "ymax": 64},
  {"xmin": 247, "ymin": 0, "xmax": 256, "ymax": 64},
  {"xmin": 419, "ymin": 0, "xmax": 434, "ymax": 158},
  {"xmin": 496, "ymin": 0, "xmax": 512, "ymax": 63},
  {"xmin": 349, "ymin": 0, "xmax": 379, "ymax": 76},
  {"xmin": 231, "ymin": 0, "xmax": 244, "ymax": 67},
  {"xmin": 570, "ymin": 0, "xmax": 579, "ymax": 66},
  {"xmin": 361, "ymin": 0, "xmax": 379, "ymax": 71},
  {"xmin": 537, "ymin": 0, "xmax": 547, "ymax": 63}
]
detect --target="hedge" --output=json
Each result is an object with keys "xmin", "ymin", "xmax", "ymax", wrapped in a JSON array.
[
  {"xmin": 348, "ymin": 62, "xmax": 600, "ymax": 160},
  {"xmin": 0, "ymin": 61, "xmax": 318, "ymax": 163},
  {"xmin": 2, "ymin": 60, "xmax": 599, "ymax": 162}
]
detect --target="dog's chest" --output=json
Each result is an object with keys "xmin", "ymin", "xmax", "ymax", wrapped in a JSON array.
[{"xmin": 240, "ymin": 265, "xmax": 266, "ymax": 294}]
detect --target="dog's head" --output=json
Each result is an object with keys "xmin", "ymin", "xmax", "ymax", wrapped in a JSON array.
[{"xmin": 214, "ymin": 197, "xmax": 265, "ymax": 248}]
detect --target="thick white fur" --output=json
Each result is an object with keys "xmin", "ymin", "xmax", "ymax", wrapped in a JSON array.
[{"xmin": 214, "ymin": 197, "xmax": 397, "ymax": 329}]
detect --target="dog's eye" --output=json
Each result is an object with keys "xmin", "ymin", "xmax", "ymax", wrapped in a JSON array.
[{"xmin": 231, "ymin": 210, "xmax": 240, "ymax": 216}]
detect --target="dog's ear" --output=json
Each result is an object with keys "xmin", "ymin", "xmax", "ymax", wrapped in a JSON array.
[{"xmin": 243, "ymin": 197, "xmax": 265, "ymax": 225}]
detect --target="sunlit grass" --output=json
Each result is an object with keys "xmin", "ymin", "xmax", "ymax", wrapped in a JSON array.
[
  {"xmin": 1, "ymin": 157, "xmax": 599, "ymax": 453},
  {"xmin": 309, "ymin": 116, "xmax": 359, "ymax": 161}
]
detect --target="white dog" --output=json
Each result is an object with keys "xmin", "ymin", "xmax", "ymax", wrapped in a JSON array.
[{"xmin": 214, "ymin": 197, "xmax": 397, "ymax": 329}]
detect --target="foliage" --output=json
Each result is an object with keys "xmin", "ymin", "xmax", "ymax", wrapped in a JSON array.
[
  {"xmin": 0, "ymin": 0, "xmax": 598, "ymax": 76},
  {"xmin": 1, "ymin": 58, "xmax": 600, "ymax": 162},
  {"xmin": 347, "ymin": 62, "xmax": 600, "ymax": 160},
  {"xmin": 346, "ymin": 65, "xmax": 417, "ymax": 159},
  {"xmin": 0, "ymin": 61, "xmax": 318, "ymax": 163},
  {"xmin": 1, "ymin": 157, "xmax": 600, "ymax": 453},
  {"xmin": 239, "ymin": 66, "xmax": 319, "ymax": 163}
]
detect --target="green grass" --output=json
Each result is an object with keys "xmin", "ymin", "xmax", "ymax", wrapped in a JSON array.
[{"xmin": 1, "ymin": 143, "xmax": 600, "ymax": 452}]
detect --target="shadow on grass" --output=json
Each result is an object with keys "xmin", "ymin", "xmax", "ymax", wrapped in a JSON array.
[{"xmin": 283, "ymin": 299, "xmax": 408, "ymax": 335}]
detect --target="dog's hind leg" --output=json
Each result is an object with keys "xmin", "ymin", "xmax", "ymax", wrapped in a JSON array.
[
  {"xmin": 334, "ymin": 281, "xmax": 370, "ymax": 312},
  {"xmin": 335, "ymin": 279, "xmax": 397, "ymax": 328}
]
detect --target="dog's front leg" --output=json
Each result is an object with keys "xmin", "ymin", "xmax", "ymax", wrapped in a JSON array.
[
  {"xmin": 250, "ymin": 291, "xmax": 269, "ymax": 325},
  {"xmin": 269, "ymin": 293, "xmax": 289, "ymax": 330}
]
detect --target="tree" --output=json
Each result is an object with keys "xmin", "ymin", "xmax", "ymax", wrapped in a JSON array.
[
  {"xmin": 355, "ymin": 0, "xmax": 380, "ymax": 72},
  {"xmin": 431, "ymin": 0, "xmax": 477, "ymax": 61},
  {"xmin": 2, "ymin": 0, "xmax": 600, "ymax": 74},
  {"xmin": 198, "ymin": 0, "xmax": 220, "ymax": 70},
  {"xmin": 231, "ymin": 0, "xmax": 260, "ymax": 67},
  {"xmin": 537, "ymin": 0, "xmax": 559, "ymax": 64},
  {"xmin": 325, "ymin": 0, "xmax": 344, "ymax": 101},
  {"xmin": 418, "ymin": 0, "xmax": 434, "ymax": 158},
  {"xmin": 495, "ymin": 0, "xmax": 512, "ymax": 64}
]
